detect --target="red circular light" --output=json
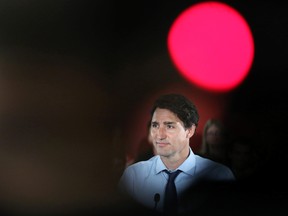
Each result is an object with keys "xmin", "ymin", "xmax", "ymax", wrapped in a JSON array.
[{"xmin": 168, "ymin": 1, "xmax": 254, "ymax": 92}]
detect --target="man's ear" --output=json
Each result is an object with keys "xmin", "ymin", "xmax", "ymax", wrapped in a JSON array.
[{"xmin": 187, "ymin": 125, "xmax": 196, "ymax": 138}]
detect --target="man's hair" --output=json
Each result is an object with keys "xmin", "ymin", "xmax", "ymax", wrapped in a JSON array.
[{"xmin": 150, "ymin": 93, "xmax": 199, "ymax": 128}]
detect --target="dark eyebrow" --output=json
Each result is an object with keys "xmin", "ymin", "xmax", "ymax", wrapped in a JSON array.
[
  {"xmin": 163, "ymin": 122, "xmax": 176, "ymax": 125},
  {"xmin": 151, "ymin": 121, "xmax": 175, "ymax": 125}
]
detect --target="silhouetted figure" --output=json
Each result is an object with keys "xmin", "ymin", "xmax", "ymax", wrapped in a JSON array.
[
  {"xmin": 198, "ymin": 118, "xmax": 230, "ymax": 165},
  {"xmin": 228, "ymin": 135, "xmax": 260, "ymax": 181}
]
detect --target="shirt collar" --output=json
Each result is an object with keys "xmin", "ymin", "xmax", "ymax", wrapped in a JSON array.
[{"xmin": 155, "ymin": 148, "xmax": 196, "ymax": 175}]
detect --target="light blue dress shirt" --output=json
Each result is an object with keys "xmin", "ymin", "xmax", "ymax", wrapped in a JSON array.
[{"xmin": 118, "ymin": 148, "xmax": 235, "ymax": 212}]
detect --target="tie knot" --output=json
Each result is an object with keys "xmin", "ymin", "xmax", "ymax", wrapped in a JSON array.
[{"xmin": 165, "ymin": 170, "xmax": 181, "ymax": 181}]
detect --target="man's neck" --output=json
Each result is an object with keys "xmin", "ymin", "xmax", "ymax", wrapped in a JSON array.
[{"xmin": 161, "ymin": 148, "xmax": 190, "ymax": 170}]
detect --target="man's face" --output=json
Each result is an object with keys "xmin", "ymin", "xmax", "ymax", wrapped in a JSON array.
[{"xmin": 150, "ymin": 108, "xmax": 194, "ymax": 159}]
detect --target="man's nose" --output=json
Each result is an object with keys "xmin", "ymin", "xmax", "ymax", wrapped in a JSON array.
[{"xmin": 157, "ymin": 126, "xmax": 166, "ymax": 139}]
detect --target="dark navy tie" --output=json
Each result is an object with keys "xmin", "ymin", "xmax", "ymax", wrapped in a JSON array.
[{"xmin": 163, "ymin": 170, "xmax": 182, "ymax": 215}]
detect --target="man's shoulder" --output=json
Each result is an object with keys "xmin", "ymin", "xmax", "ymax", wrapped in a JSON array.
[
  {"xmin": 194, "ymin": 154, "xmax": 235, "ymax": 180},
  {"xmin": 194, "ymin": 154, "xmax": 216, "ymax": 165},
  {"xmin": 125, "ymin": 155, "xmax": 158, "ymax": 173}
]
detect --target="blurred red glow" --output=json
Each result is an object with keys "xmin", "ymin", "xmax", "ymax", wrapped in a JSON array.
[{"xmin": 168, "ymin": 1, "xmax": 254, "ymax": 92}]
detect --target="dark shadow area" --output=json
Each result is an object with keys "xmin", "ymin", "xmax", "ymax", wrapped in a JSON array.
[{"xmin": 0, "ymin": 0, "xmax": 286, "ymax": 215}]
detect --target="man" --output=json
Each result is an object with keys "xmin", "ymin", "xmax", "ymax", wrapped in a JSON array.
[{"xmin": 118, "ymin": 93, "xmax": 235, "ymax": 215}]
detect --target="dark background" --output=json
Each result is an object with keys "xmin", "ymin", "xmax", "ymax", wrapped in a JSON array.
[{"xmin": 0, "ymin": 0, "xmax": 287, "ymax": 215}]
